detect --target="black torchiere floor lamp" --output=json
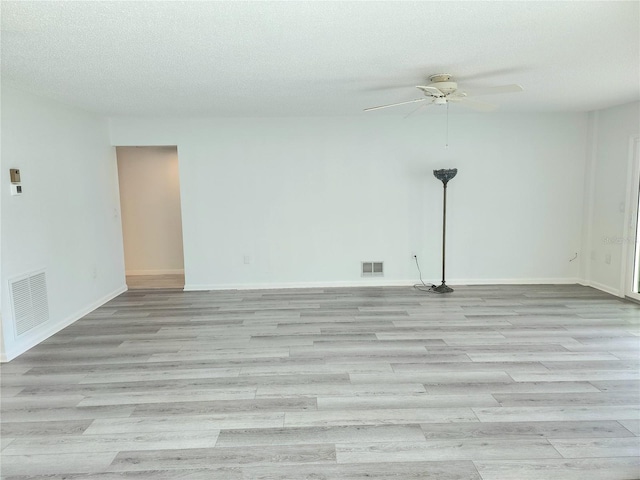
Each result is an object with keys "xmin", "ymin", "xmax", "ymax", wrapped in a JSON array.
[{"xmin": 432, "ymin": 168, "xmax": 457, "ymax": 294}]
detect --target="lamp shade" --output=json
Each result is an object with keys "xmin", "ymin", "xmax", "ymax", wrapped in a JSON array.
[{"xmin": 433, "ymin": 168, "xmax": 458, "ymax": 186}]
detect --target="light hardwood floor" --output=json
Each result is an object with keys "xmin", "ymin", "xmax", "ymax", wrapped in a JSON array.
[
  {"xmin": 1, "ymin": 284, "xmax": 639, "ymax": 479},
  {"xmin": 126, "ymin": 274, "xmax": 185, "ymax": 290}
]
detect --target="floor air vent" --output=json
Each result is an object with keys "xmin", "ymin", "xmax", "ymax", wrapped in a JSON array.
[{"xmin": 10, "ymin": 271, "xmax": 49, "ymax": 336}]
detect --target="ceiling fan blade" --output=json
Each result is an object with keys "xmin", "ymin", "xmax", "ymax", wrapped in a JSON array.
[
  {"xmin": 404, "ymin": 101, "xmax": 432, "ymax": 118},
  {"xmin": 448, "ymin": 97, "xmax": 498, "ymax": 112},
  {"xmin": 416, "ymin": 85, "xmax": 444, "ymax": 96},
  {"xmin": 457, "ymin": 67, "xmax": 527, "ymax": 82},
  {"xmin": 363, "ymin": 98, "xmax": 427, "ymax": 112},
  {"xmin": 465, "ymin": 84, "xmax": 523, "ymax": 96}
]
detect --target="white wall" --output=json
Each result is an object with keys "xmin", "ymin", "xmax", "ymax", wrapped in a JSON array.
[
  {"xmin": 109, "ymin": 113, "xmax": 588, "ymax": 290},
  {"xmin": 583, "ymin": 101, "xmax": 640, "ymax": 295},
  {"xmin": 1, "ymin": 87, "xmax": 126, "ymax": 361},
  {"xmin": 116, "ymin": 146, "xmax": 184, "ymax": 275}
]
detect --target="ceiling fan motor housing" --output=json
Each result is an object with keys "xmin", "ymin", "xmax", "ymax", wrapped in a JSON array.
[{"xmin": 430, "ymin": 81, "xmax": 458, "ymax": 95}]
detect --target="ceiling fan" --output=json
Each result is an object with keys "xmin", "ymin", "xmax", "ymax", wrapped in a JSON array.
[{"xmin": 364, "ymin": 74, "xmax": 523, "ymax": 113}]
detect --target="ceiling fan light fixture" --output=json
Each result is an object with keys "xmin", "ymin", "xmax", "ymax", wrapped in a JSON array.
[{"xmin": 434, "ymin": 97, "xmax": 447, "ymax": 105}]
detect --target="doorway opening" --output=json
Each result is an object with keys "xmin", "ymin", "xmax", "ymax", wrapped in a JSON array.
[{"xmin": 116, "ymin": 146, "xmax": 185, "ymax": 290}]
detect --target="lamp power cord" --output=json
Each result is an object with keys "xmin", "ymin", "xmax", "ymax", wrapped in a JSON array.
[{"xmin": 412, "ymin": 255, "xmax": 439, "ymax": 293}]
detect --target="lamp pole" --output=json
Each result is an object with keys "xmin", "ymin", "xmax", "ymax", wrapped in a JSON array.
[{"xmin": 432, "ymin": 168, "xmax": 457, "ymax": 294}]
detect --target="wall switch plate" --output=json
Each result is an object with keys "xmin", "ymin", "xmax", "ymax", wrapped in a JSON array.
[
  {"xmin": 10, "ymin": 184, "xmax": 22, "ymax": 195},
  {"xmin": 243, "ymin": 255, "xmax": 251, "ymax": 264},
  {"xmin": 605, "ymin": 253, "xmax": 612, "ymax": 265}
]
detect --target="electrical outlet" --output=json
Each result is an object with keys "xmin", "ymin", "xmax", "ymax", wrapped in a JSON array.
[
  {"xmin": 243, "ymin": 255, "xmax": 251, "ymax": 265},
  {"xmin": 605, "ymin": 253, "xmax": 612, "ymax": 265}
]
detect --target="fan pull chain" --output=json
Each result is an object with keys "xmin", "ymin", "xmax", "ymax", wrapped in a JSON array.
[{"xmin": 445, "ymin": 101, "xmax": 449, "ymax": 148}]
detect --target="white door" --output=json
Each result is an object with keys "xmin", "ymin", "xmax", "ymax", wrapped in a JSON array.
[{"xmin": 624, "ymin": 136, "xmax": 640, "ymax": 300}]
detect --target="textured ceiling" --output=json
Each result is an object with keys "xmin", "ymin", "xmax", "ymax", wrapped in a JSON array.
[{"xmin": 1, "ymin": 1, "xmax": 639, "ymax": 116}]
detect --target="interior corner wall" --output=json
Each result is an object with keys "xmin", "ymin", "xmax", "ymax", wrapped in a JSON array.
[
  {"xmin": 1, "ymin": 86, "xmax": 126, "ymax": 361},
  {"xmin": 584, "ymin": 101, "xmax": 640, "ymax": 296},
  {"xmin": 109, "ymin": 113, "xmax": 587, "ymax": 290},
  {"xmin": 116, "ymin": 146, "xmax": 184, "ymax": 275}
]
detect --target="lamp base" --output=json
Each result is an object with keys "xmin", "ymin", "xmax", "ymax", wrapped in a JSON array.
[{"xmin": 431, "ymin": 282, "xmax": 454, "ymax": 294}]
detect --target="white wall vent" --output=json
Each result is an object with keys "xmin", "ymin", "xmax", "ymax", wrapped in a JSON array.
[
  {"xmin": 10, "ymin": 271, "xmax": 49, "ymax": 336},
  {"xmin": 361, "ymin": 261, "xmax": 384, "ymax": 277}
]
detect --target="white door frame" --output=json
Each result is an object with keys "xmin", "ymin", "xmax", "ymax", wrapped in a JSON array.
[{"xmin": 622, "ymin": 135, "xmax": 640, "ymax": 300}]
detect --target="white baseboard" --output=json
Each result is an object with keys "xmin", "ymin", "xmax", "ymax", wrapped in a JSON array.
[
  {"xmin": 449, "ymin": 277, "xmax": 582, "ymax": 286},
  {"xmin": 126, "ymin": 269, "xmax": 184, "ymax": 276},
  {"xmin": 1, "ymin": 284, "xmax": 127, "ymax": 363},
  {"xmin": 184, "ymin": 277, "xmax": 582, "ymax": 292},
  {"xmin": 579, "ymin": 280, "xmax": 624, "ymax": 297},
  {"xmin": 184, "ymin": 279, "xmax": 416, "ymax": 291}
]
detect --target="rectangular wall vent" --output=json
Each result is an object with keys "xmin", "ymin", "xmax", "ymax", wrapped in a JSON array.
[
  {"xmin": 10, "ymin": 271, "xmax": 49, "ymax": 336},
  {"xmin": 361, "ymin": 261, "xmax": 384, "ymax": 277}
]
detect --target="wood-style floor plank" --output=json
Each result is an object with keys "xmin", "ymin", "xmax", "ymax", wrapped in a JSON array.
[
  {"xmin": 335, "ymin": 438, "xmax": 561, "ymax": 463},
  {"xmin": 1, "ymin": 284, "xmax": 638, "ymax": 478},
  {"xmin": 474, "ymin": 457, "xmax": 640, "ymax": 480},
  {"xmin": 548, "ymin": 436, "xmax": 640, "ymax": 458}
]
